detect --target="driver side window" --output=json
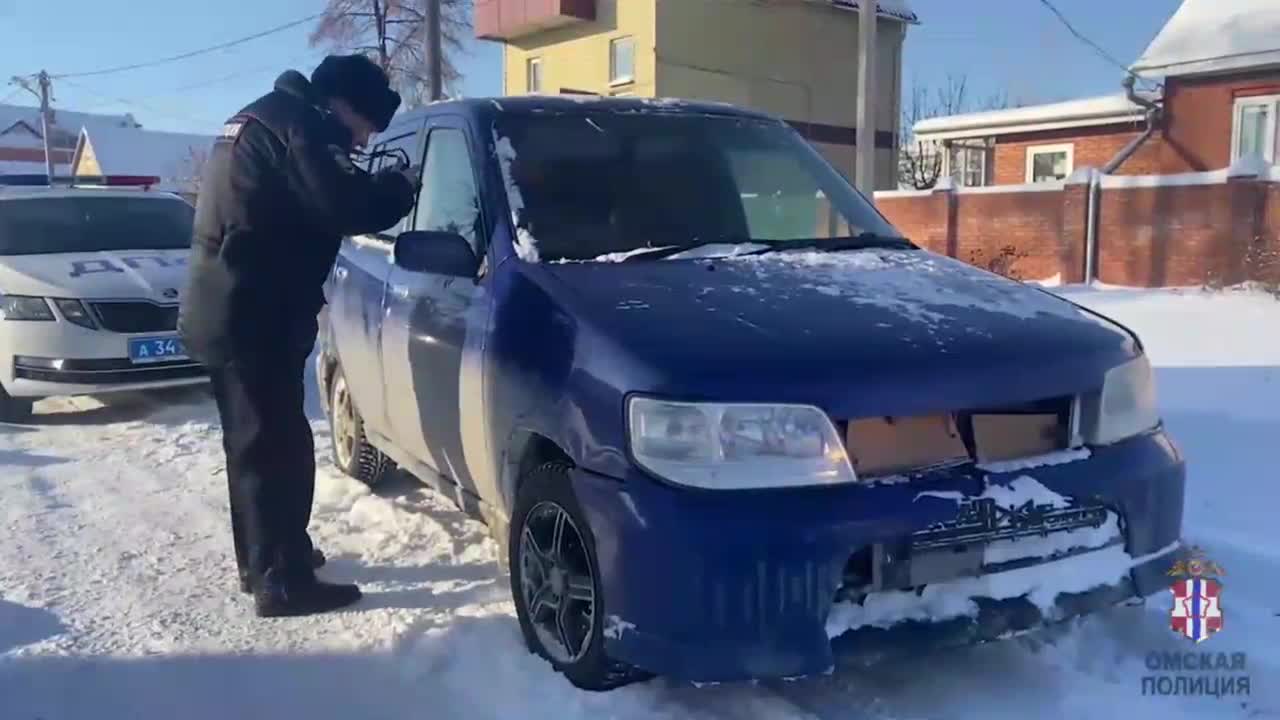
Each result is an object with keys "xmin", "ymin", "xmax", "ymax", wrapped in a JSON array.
[{"xmin": 414, "ymin": 128, "xmax": 482, "ymax": 254}]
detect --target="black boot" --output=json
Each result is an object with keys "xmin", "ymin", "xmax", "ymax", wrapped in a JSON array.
[
  {"xmin": 238, "ymin": 548, "xmax": 326, "ymax": 593},
  {"xmin": 253, "ymin": 568, "xmax": 362, "ymax": 618}
]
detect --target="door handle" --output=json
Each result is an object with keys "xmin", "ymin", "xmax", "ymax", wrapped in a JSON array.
[{"xmin": 334, "ymin": 266, "xmax": 349, "ymax": 281}]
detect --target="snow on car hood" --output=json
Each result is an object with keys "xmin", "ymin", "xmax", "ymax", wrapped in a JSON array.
[
  {"xmin": 544, "ymin": 248, "xmax": 1139, "ymax": 417},
  {"xmin": 0, "ymin": 249, "xmax": 189, "ymax": 302}
]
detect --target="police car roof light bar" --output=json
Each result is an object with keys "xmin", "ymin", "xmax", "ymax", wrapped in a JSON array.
[
  {"xmin": 0, "ymin": 174, "xmax": 161, "ymax": 189},
  {"xmin": 75, "ymin": 175, "xmax": 162, "ymax": 189}
]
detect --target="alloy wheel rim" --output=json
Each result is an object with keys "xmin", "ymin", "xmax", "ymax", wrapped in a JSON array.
[
  {"xmin": 332, "ymin": 377, "xmax": 357, "ymax": 469},
  {"xmin": 519, "ymin": 501, "xmax": 596, "ymax": 663}
]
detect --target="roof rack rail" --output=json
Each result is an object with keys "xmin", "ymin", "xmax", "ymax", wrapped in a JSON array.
[{"xmin": 0, "ymin": 174, "xmax": 162, "ymax": 189}]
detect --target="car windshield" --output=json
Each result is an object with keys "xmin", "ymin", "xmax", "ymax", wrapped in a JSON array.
[
  {"xmin": 0, "ymin": 195, "xmax": 194, "ymax": 255},
  {"xmin": 493, "ymin": 110, "xmax": 904, "ymax": 262}
]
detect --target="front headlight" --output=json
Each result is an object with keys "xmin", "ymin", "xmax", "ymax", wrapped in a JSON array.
[
  {"xmin": 627, "ymin": 397, "xmax": 857, "ymax": 489},
  {"xmin": 1083, "ymin": 355, "xmax": 1160, "ymax": 446},
  {"xmin": 0, "ymin": 295, "xmax": 54, "ymax": 321}
]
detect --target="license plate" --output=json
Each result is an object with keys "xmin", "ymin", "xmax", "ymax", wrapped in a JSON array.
[{"xmin": 128, "ymin": 336, "xmax": 187, "ymax": 364}]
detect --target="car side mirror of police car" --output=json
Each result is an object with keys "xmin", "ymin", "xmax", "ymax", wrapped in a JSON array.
[{"xmin": 393, "ymin": 230, "xmax": 479, "ymax": 278}]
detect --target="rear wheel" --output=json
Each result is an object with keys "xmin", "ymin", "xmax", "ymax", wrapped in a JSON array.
[
  {"xmin": 328, "ymin": 365, "xmax": 392, "ymax": 486},
  {"xmin": 509, "ymin": 462, "xmax": 650, "ymax": 691},
  {"xmin": 0, "ymin": 383, "xmax": 33, "ymax": 423}
]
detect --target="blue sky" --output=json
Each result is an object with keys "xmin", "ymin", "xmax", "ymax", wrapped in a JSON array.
[{"xmin": 0, "ymin": 0, "xmax": 1183, "ymax": 135}]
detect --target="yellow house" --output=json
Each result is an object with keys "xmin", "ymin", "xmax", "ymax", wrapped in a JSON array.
[{"xmin": 475, "ymin": 0, "xmax": 919, "ymax": 190}]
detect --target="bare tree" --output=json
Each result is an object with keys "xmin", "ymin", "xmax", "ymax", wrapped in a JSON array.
[
  {"xmin": 898, "ymin": 75, "xmax": 1011, "ymax": 190},
  {"xmin": 310, "ymin": 0, "xmax": 473, "ymax": 106}
]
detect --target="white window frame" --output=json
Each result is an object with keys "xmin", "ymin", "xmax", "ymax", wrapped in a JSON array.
[
  {"xmin": 526, "ymin": 57, "xmax": 542, "ymax": 94},
  {"xmin": 609, "ymin": 36, "xmax": 636, "ymax": 86},
  {"xmin": 1230, "ymin": 94, "xmax": 1280, "ymax": 164},
  {"xmin": 1025, "ymin": 143, "xmax": 1075, "ymax": 183},
  {"xmin": 944, "ymin": 139, "xmax": 991, "ymax": 187}
]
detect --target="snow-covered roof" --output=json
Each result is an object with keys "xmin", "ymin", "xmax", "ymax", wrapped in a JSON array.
[
  {"xmin": 0, "ymin": 103, "xmax": 139, "ymax": 146},
  {"xmin": 1131, "ymin": 0, "xmax": 1280, "ymax": 78},
  {"xmin": 826, "ymin": 0, "xmax": 919, "ymax": 24},
  {"xmin": 73, "ymin": 126, "xmax": 214, "ymax": 194},
  {"xmin": 912, "ymin": 93, "xmax": 1148, "ymax": 141}
]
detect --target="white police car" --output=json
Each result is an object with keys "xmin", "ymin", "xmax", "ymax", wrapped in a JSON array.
[{"xmin": 0, "ymin": 175, "xmax": 206, "ymax": 422}]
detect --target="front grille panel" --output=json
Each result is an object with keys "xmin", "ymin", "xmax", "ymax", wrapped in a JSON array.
[
  {"xmin": 840, "ymin": 395, "xmax": 1077, "ymax": 478},
  {"xmin": 90, "ymin": 302, "xmax": 179, "ymax": 333}
]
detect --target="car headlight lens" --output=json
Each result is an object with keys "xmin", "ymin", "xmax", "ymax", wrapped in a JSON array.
[
  {"xmin": 52, "ymin": 298, "xmax": 98, "ymax": 329},
  {"xmin": 0, "ymin": 295, "xmax": 54, "ymax": 321},
  {"xmin": 627, "ymin": 397, "xmax": 857, "ymax": 489},
  {"xmin": 1084, "ymin": 355, "xmax": 1160, "ymax": 446}
]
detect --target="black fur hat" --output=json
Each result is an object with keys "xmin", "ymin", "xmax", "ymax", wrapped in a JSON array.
[{"xmin": 310, "ymin": 54, "xmax": 401, "ymax": 132}]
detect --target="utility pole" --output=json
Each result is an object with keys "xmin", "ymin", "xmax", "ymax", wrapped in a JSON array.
[
  {"xmin": 855, "ymin": 0, "xmax": 879, "ymax": 198},
  {"xmin": 11, "ymin": 70, "xmax": 57, "ymax": 179},
  {"xmin": 426, "ymin": 0, "xmax": 444, "ymax": 101}
]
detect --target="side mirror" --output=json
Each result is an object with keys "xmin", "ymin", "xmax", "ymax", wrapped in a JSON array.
[{"xmin": 393, "ymin": 230, "xmax": 480, "ymax": 277}]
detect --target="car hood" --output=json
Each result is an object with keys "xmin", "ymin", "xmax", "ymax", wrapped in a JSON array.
[
  {"xmin": 0, "ymin": 249, "xmax": 189, "ymax": 302},
  {"xmin": 544, "ymin": 249, "xmax": 1137, "ymax": 417}
]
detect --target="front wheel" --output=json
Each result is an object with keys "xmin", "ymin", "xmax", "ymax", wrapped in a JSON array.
[
  {"xmin": 328, "ymin": 365, "xmax": 393, "ymax": 486},
  {"xmin": 509, "ymin": 462, "xmax": 650, "ymax": 691}
]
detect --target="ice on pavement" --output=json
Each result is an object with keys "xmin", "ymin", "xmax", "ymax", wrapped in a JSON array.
[{"xmin": 2, "ymin": 285, "xmax": 1278, "ymax": 720}]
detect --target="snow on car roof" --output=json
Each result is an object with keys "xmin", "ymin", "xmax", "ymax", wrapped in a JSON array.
[{"xmin": 1130, "ymin": 0, "xmax": 1280, "ymax": 78}]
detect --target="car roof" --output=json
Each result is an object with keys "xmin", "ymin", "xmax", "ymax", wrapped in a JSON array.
[
  {"xmin": 0, "ymin": 185, "xmax": 189, "ymax": 203},
  {"xmin": 381, "ymin": 95, "xmax": 782, "ymax": 134}
]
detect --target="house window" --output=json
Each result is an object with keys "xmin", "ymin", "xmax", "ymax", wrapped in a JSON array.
[
  {"xmin": 610, "ymin": 36, "xmax": 635, "ymax": 86},
  {"xmin": 947, "ymin": 140, "xmax": 991, "ymax": 187},
  {"xmin": 1232, "ymin": 94, "xmax": 1279, "ymax": 164},
  {"xmin": 1025, "ymin": 143, "xmax": 1074, "ymax": 183},
  {"xmin": 526, "ymin": 58, "xmax": 542, "ymax": 94}
]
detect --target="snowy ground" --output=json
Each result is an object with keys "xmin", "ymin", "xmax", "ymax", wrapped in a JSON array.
[{"xmin": 1, "ymin": 285, "xmax": 1277, "ymax": 720}]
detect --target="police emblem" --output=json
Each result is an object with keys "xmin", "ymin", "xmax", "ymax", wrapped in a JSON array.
[{"xmin": 1167, "ymin": 546, "xmax": 1226, "ymax": 644}]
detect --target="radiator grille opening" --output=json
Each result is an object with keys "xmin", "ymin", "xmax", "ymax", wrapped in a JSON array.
[
  {"xmin": 841, "ymin": 396, "xmax": 1075, "ymax": 478},
  {"xmin": 90, "ymin": 302, "xmax": 179, "ymax": 334}
]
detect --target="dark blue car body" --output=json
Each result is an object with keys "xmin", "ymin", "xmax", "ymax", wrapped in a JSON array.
[{"xmin": 316, "ymin": 96, "xmax": 1186, "ymax": 685}]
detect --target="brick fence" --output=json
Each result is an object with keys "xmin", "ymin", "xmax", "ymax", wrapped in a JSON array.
[{"xmin": 873, "ymin": 166, "xmax": 1280, "ymax": 287}]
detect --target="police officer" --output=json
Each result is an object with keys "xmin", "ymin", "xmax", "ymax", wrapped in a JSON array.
[{"xmin": 180, "ymin": 55, "xmax": 416, "ymax": 617}]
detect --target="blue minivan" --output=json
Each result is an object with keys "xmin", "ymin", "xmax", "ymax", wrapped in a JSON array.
[{"xmin": 315, "ymin": 96, "xmax": 1186, "ymax": 690}]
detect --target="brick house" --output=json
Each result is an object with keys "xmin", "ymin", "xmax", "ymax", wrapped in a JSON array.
[
  {"xmin": 872, "ymin": 0, "xmax": 1280, "ymax": 289},
  {"xmin": 909, "ymin": 0, "xmax": 1280, "ymax": 188}
]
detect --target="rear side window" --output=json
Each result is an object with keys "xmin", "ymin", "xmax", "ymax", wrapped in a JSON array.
[{"xmin": 0, "ymin": 196, "xmax": 194, "ymax": 255}]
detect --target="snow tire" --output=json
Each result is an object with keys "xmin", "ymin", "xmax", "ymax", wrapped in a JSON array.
[
  {"xmin": 328, "ymin": 365, "xmax": 393, "ymax": 487},
  {"xmin": 509, "ymin": 461, "xmax": 651, "ymax": 692}
]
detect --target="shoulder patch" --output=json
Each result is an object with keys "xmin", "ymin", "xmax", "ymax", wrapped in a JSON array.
[{"xmin": 219, "ymin": 120, "xmax": 245, "ymax": 140}]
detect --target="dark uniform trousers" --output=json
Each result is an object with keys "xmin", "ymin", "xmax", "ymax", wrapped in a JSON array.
[{"xmin": 209, "ymin": 351, "xmax": 316, "ymax": 581}]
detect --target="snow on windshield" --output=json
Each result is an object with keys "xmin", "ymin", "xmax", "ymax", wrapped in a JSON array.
[{"xmin": 493, "ymin": 132, "xmax": 539, "ymax": 263}]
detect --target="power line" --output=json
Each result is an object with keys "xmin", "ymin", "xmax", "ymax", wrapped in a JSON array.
[
  {"xmin": 1035, "ymin": 0, "xmax": 1161, "ymax": 89},
  {"xmin": 57, "ymin": 77, "xmax": 218, "ymax": 128},
  {"xmin": 49, "ymin": 13, "xmax": 323, "ymax": 80}
]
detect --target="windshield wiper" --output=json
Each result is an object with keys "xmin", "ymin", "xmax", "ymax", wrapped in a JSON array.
[
  {"xmin": 744, "ymin": 233, "xmax": 916, "ymax": 255},
  {"xmin": 617, "ymin": 238, "xmax": 758, "ymax": 262}
]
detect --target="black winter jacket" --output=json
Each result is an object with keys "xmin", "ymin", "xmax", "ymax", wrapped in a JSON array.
[{"xmin": 179, "ymin": 70, "xmax": 414, "ymax": 367}]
